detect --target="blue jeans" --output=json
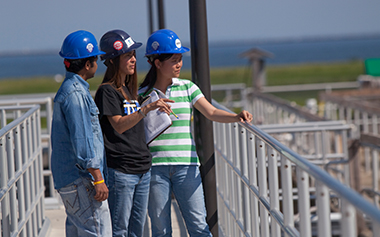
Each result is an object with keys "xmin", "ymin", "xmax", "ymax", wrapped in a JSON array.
[
  {"xmin": 148, "ymin": 165, "xmax": 212, "ymax": 237},
  {"xmin": 57, "ymin": 177, "xmax": 112, "ymax": 237},
  {"xmin": 107, "ymin": 167, "xmax": 151, "ymax": 237}
]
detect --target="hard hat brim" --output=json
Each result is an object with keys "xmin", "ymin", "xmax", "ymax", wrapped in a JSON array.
[
  {"xmin": 59, "ymin": 50, "xmax": 105, "ymax": 60},
  {"xmin": 145, "ymin": 46, "xmax": 190, "ymax": 56}
]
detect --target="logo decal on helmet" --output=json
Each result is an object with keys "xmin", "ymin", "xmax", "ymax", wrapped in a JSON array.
[
  {"xmin": 86, "ymin": 43, "xmax": 94, "ymax": 53},
  {"xmin": 152, "ymin": 41, "xmax": 159, "ymax": 51},
  {"xmin": 175, "ymin": 39, "xmax": 181, "ymax": 49},
  {"xmin": 125, "ymin": 37, "xmax": 134, "ymax": 48},
  {"xmin": 113, "ymin": 41, "xmax": 123, "ymax": 50}
]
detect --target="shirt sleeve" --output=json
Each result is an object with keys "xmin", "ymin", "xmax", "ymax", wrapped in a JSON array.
[
  {"xmin": 62, "ymin": 90, "xmax": 100, "ymax": 170},
  {"xmin": 188, "ymin": 81, "xmax": 205, "ymax": 105},
  {"xmin": 95, "ymin": 85, "xmax": 123, "ymax": 118}
]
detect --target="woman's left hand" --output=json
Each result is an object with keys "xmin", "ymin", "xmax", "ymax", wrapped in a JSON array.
[{"xmin": 238, "ymin": 110, "xmax": 253, "ymax": 123}]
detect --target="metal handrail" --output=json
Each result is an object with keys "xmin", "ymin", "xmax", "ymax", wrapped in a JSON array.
[
  {"xmin": 231, "ymin": 108, "xmax": 380, "ymax": 223},
  {"xmin": 213, "ymin": 100, "xmax": 380, "ymax": 236},
  {"xmin": 1, "ymin": 104, "xmax": 50, "ymax": 237}
]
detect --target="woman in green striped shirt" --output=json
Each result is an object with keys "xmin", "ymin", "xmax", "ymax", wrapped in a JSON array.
[{"xmin": 139, "ymin": 29, "xmax": 252, "ymax": 237}]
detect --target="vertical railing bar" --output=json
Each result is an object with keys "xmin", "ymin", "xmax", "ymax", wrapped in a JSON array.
[
  {"xmin": 316, "ymin": 182, "xmax": 331, "ymax": 237},
  {"xmin": 339, "ymin": 106, "xmax": 344, "ymax": 121},
  {"xmin": 268, "ymin": 148, "xmax": 281, "ymax": 237},
  {"xmin": 281, "ymin": 154, "xmax": 294, "ymax": 237},
  {"xmin": 6, "ymin": 131, "xmax": 19, "ymax": 234},
  {"xmin": 373, "ymin": 115, "xmax": 378, "ymax": 135},
  {"xmin": 1, "ymin": 135, "xmax": 11, "ymax": 237},
  {"xmin": 21, "ymin": 118, "xmax": 32, "ymax": 237},
  {"xmin": 342, "ymin": 130, "xmax": 350, "ymax": 186},
  {"xmin": 248, "ymin": 133, "xmax": 260, "ymax": 237},
  {"xmin": 27, "ymin": 116, "xmax": 37, "ymax": 237},
  {"xmin": 257, "ymin": 139, "xmax": 270, "ymax": 237},
  {"xmin": 296, "ymin": 167, "xmax": 311, "ymax": 236},
  {"xmin": 1, "ymin": 109, "xmax": 6, "ymax": 128},
  {"xmin": 232, "ymin": 123, "xmax": 242, "ymax": 226},
  {"xmin": 35, "ymin": 110, "xmax": 44, "ymax": 230},
  {"xmin": 226, "ymin": 123, "xmax": 234, "ymax": 218},
  {"xmin": 372, "ymin": 149, "xmax": 379, "ymax": 207},
  {"xmin": 239, "ymin": 126, "xmax": 251, "ymax": 235},
  {"xmin": 321, "ymin": 130, "xmax": 328, "ymax": 167},
  {"xmin": 14, "ymin": 121, "xmax": 27, "ymax": 237},
  {"xmin": 340, "ymin": 199, "xmax": 357, "ymax": 237},
  {"xmin": 219, "ymin": 122, "xmax": 229, "ymax": 236}
]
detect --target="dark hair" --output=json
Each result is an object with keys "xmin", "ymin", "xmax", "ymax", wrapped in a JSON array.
[
  {"xmin": 64, "ymin": 56, "xmax": 97, "ymax": 74},
  {"xmin": 139, "ymin": 54, "xmax": 173, "ymax": 96},
  {"xmin": 99, "ymin": 51, "xmax": 138, "ymax": 100}
]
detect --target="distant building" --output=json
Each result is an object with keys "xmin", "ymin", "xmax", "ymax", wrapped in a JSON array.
[{"xmin": 240, "ymin": 48, "xmax": 274, "ymax": 91}]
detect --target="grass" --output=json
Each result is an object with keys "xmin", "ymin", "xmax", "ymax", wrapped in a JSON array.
[{"xmin": 0, "ymin": 60, "xmax": 365, "ymax": 105}]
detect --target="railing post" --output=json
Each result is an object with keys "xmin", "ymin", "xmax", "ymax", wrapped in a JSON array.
[
  {"xmin": 6, "ymin": 131, "xmax": 19, "ymax": 234},
  {"xmin": 268, "ymin": 148, "xmax": 280, "ymax": 236},
  {"xmin": 20, "ymin": 117, "xmax": 31, "ymax": 236},
  {"xmin": 248, "ymin": 133, "xmax": 260, "ymax": 237},
  {"xmin": 239, "ymin": 126, "xmax": 251, "ymax": 235},
  {"xmin": 340, "ymin": 199, "xmax": 357, "ymax": 237},
  {"xmin": 296, "ymin": 166, "xmax": 312, "ymax": 236},
  {"xmin": 232, "ymin": 123, "xmax": 243, "ymax": 231},
  {"xmin": 281, "ymin": 155, "xmax": 294, "ymax": 237},
  {"xmin": 257, "ymin": 140, "xmax": 270, "ymax": 236},
  {"xmin": 1, "ymin": 135, "xmax": 11, "ymax": 237},
  {"xmin": 14, "ymin": 123, "xmax": 27, "ymax": 237},
  {"xmin": 316, "ymin": 182, "xmax": 331, "ymax": 237}
]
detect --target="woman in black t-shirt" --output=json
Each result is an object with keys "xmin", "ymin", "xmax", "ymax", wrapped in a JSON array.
[{"xmin": 95, "ymin": 29, "xmax": 173, "ymax": 237}]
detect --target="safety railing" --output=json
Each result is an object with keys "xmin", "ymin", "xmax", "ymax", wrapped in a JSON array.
[
  {"xmin": 0, "ymin": 97, "xmax": 55, "ymax": 201},
  {"xmin": 259, "ymin": 121, "xmax": 352, "ymax": 187},
  {"xmin": 356, "ymin": 133, "xmax": 380, "ymax": 207},
  {"xmin": 212, "ymin": 100, "xmax": 380, "ymax": 237},
  {"xmin": 320, "ymin": 89, "xmax": 380, "ymax": 174},
  {"xmin": 320, "ymin": 89, "xmax": 380, "ymax": 137},
  {"xmin": 0, "ymin": 105, "xmax": 50, "ymax": 237},
  {"xmin": 246, "ymin": 91, "xmax": 325, "ymax": 125},
  {"xmin": 211, "ymin": 83, "xmax": 248, "ymax": 110}
]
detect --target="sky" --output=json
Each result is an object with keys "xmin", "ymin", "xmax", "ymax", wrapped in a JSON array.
[{"xmin": 1, "ymin": 0, "xmax": 380, "ymax": 54}]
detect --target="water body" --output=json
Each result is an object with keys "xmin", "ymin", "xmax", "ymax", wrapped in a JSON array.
[{"xmin": 1, "ymin": 35, "xmax": 379, "ymax": 80}]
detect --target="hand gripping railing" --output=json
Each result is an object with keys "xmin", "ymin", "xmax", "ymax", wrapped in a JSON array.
[
  {"xmin": 0, "ymin": 105, "xmax": 50, "ymax": 237},
  {"xmin": 212, "ymin": 100, "xmax": 380, "ymax": 237}
]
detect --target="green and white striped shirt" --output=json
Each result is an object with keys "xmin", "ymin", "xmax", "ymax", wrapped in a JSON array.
[{"xmin": 138, "ymin": 78, "xmax": 204, "ymax": 166}]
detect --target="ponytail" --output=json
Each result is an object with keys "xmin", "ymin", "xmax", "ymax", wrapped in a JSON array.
[{"xmin": 139, "ymin": 54, "xmax": 173, "ymax": 96}]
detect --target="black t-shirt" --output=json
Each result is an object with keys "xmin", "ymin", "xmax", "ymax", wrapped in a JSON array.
[{"xmin": 95, "ymin": 84, "xmax": 152, "ymax": 174}]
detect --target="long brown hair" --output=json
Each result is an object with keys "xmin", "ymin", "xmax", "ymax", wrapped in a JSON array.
[
  {"xmin": 139, "ymin": 54, "xmax": 173, "ymax": 96},
  {"xmin": 99, "ymin": 52, "xmax": 138, "ymax": 100}
]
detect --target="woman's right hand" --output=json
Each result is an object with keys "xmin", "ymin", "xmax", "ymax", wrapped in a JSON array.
[{"xmin": 143, "ymin": 98, "xmax": 174, "ymax": 115}]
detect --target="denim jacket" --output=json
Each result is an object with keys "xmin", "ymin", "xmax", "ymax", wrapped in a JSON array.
[{"xmin": 51, "ymin": 72, "xmax": 105, "ymax": 190}]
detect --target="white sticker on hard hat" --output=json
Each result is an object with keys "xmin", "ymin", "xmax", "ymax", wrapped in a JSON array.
[
  {"xmin": 175, "ymin": 39, "xmax": 181, "ymax": 49},
  {"xmin": 86, "ymin": 43, "xmax": 94, "ymax": 53},
  {"xmin": 152, "ymin": 41, "xmax": 159, "ymax": 51},
  {"xmin": 125, "ymin": 37, "xmax": 134, "ymax": 48},
  {"xmin": 113, "ymin": 41, "xmax": 123, "ymax": 50}
]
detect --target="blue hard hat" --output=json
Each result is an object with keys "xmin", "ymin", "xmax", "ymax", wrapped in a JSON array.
[
  {"xmin": 100, "ymin": 29, "xmax": 142, "ymax": 60},
  {"xmin": 145, "ymin": 29, "xmax": 189, "ymax": 56},
  {"xmin": 59, "ymin": 30, "xmax": 104, "ymax": 59}
]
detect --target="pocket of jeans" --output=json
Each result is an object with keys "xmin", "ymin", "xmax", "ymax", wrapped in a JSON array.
[{"xmin": 59, "ymin": 185, "xmax": 80, "ymax": 215}]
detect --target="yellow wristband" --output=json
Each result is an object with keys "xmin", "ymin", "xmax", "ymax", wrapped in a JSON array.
[{"xmin": 93, "ymin": 179, "xmax": 104, "ymax": 185}]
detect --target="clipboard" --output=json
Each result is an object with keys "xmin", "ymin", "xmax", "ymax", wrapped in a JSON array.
[{"xmin": 141, "ymin": 90, "xmax": 172, "ymax": 145}]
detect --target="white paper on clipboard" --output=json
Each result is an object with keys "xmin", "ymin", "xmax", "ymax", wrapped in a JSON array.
[{"xmin": 141, "ymin": 90, "xmax": 172, "ymax": 145}]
